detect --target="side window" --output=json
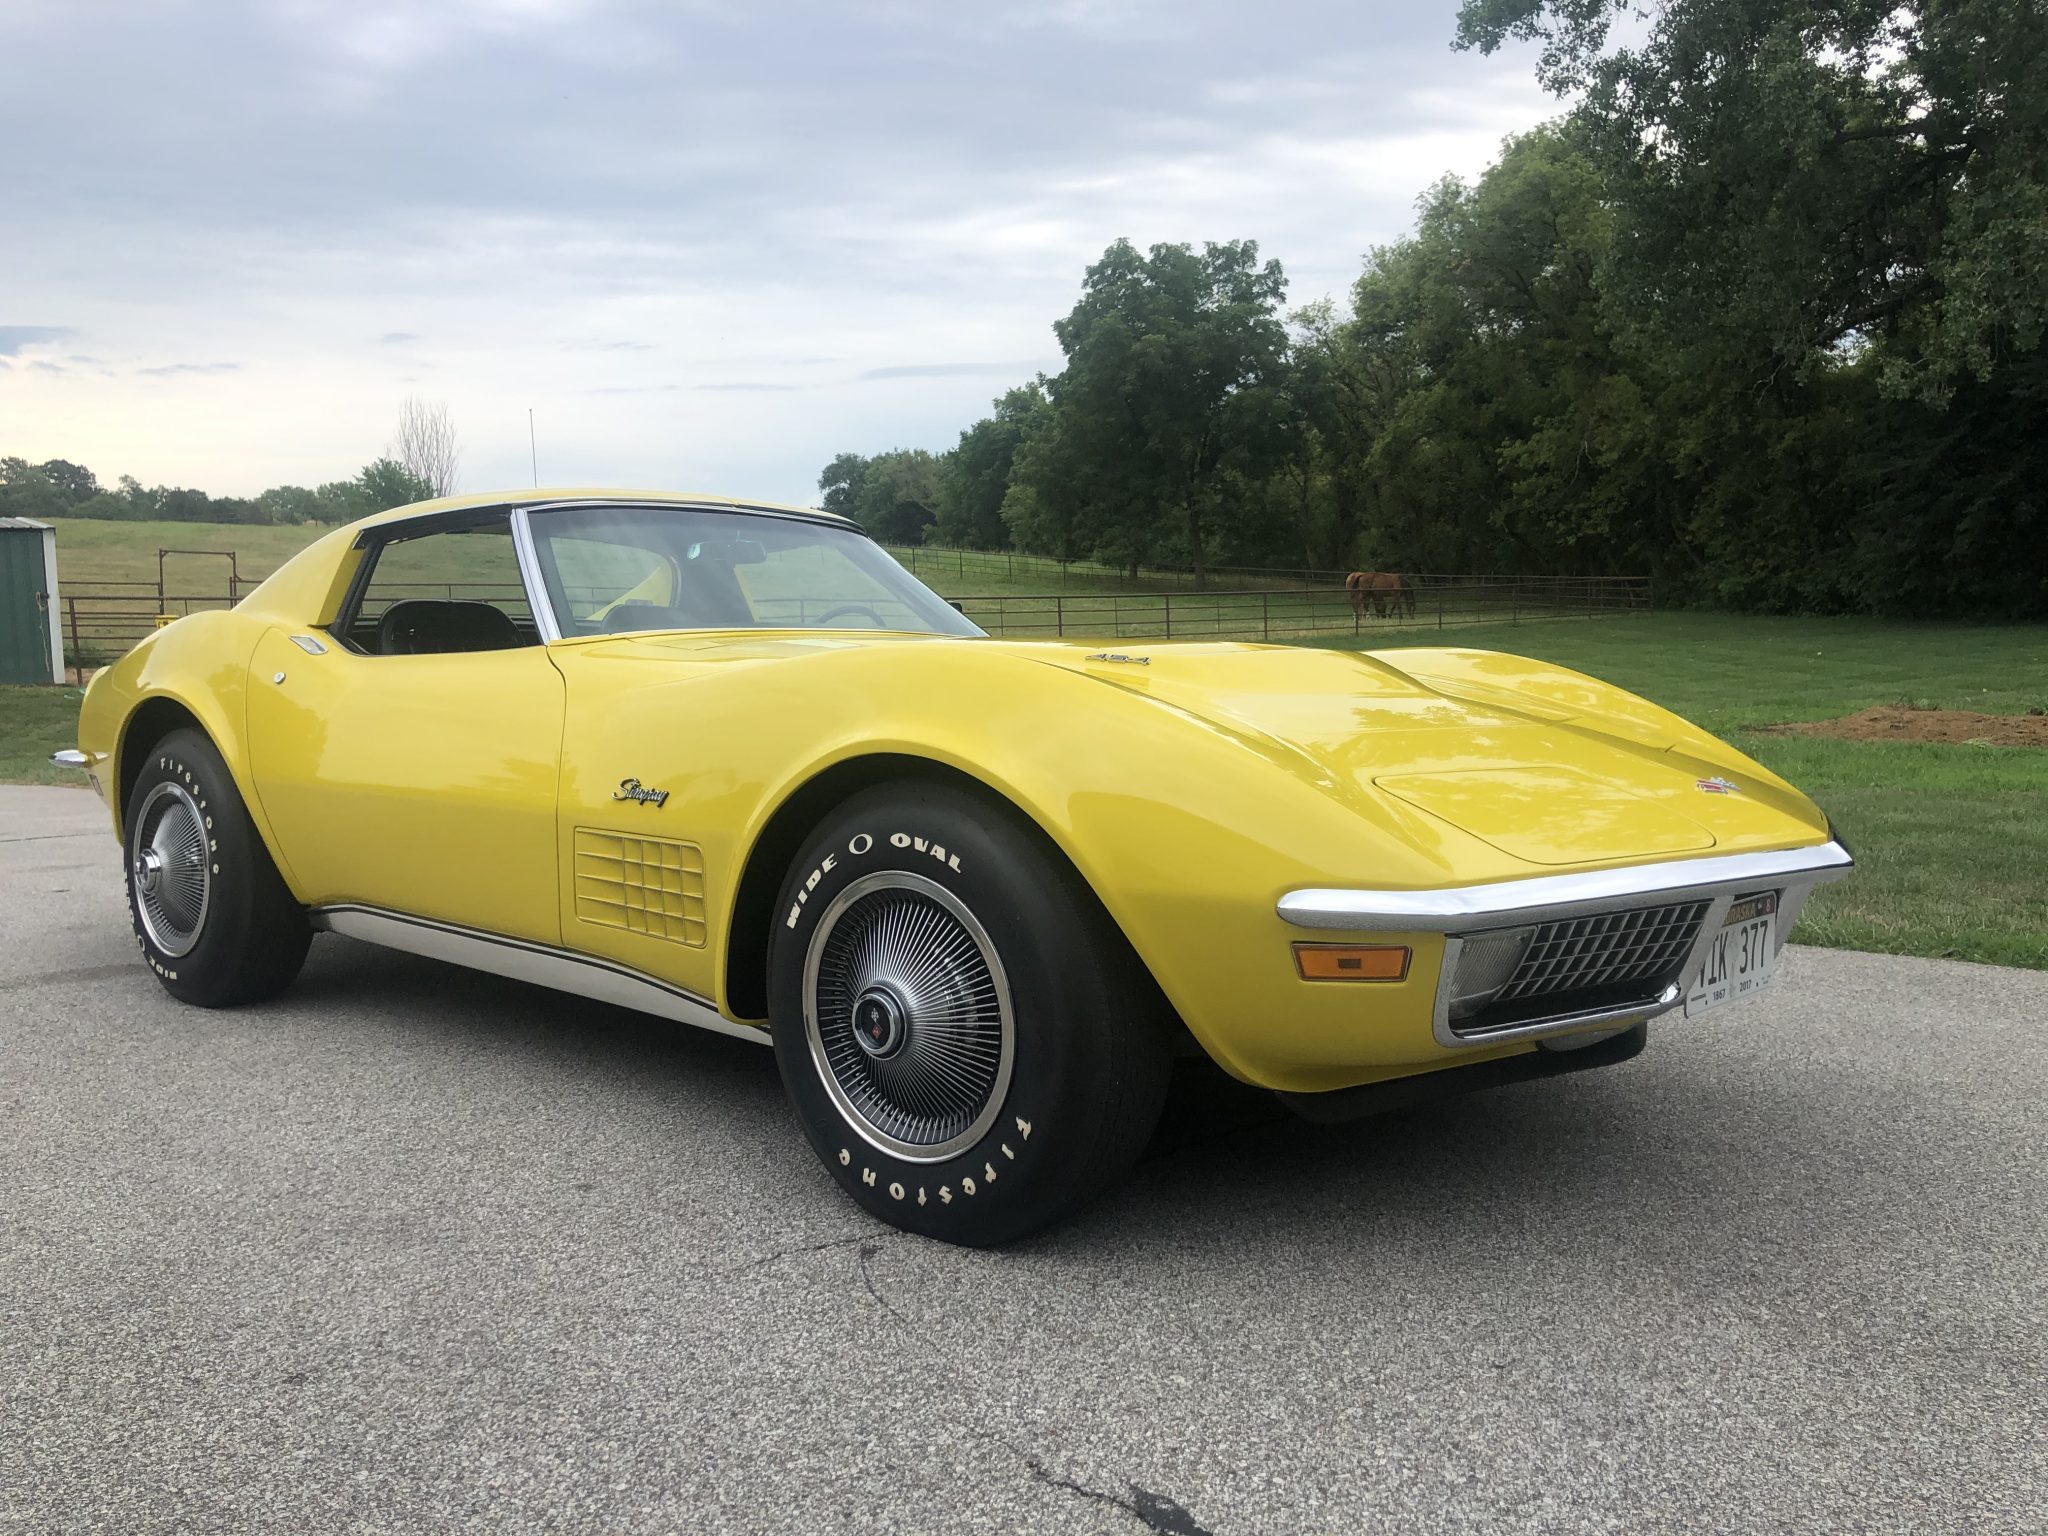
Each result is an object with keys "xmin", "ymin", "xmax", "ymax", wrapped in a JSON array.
[{"xmin": 340, "ymin": 518, "xmax": 536, "ymax": 655}]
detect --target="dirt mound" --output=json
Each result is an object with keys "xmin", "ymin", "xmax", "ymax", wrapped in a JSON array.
[{"xmin": 1757, "ymin": 706, "xmax": 2048, "ymax": 748}]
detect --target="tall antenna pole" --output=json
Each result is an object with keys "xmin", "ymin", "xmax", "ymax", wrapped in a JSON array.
[{"xmin": 528, "ymin": 408, "xmax": 538, "ymax": 487}]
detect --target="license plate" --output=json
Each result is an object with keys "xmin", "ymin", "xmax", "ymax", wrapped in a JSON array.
[{"xmin": 1683, "ymin": 891, "xmax": 1779, "ymax": 1018}]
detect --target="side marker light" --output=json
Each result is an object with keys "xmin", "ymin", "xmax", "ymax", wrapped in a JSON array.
[{"xmin": 1293, "ymin": 944, "xmax": 1411, "ymax": 982}]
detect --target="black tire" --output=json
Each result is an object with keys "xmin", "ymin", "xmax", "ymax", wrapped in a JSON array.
[
  {"xmin": 124, "ymin": 727, "xmax": 311, "ymax": 1008},
  {"xmin": 768, "ymin": 782, "xmax": 1172, "ymax": 1246}
]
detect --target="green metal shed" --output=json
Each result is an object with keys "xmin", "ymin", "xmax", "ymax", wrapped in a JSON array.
[{"xmin": 0, "ymin": 517, "xmax": 63, "ymax": 684}]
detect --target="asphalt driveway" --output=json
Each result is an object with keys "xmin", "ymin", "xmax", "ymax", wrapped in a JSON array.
[{"xmin": 3, "ymin": 785, "xmax": 2042, "ymax": 1534}]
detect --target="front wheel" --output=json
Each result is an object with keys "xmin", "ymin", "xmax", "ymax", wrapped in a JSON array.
[
  {"xmin": 124, "ymin": 727, "xmax": 311, "ymax": 1007},
  {"xmin": 768, "ymin": 783, "xmax": 1171, "ymax": 1246}
]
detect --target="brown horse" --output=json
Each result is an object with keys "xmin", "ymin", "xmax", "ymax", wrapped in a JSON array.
[{"xmin": 1345, "ymin": 570, "xmax": 1415, "ymax": 620}]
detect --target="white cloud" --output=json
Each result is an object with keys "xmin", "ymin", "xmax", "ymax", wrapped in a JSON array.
[{"xmin": 0, "ymin": 1, "xmax": 1556, "ymax": 502}]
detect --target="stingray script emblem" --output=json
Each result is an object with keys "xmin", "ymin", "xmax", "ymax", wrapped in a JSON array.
[{"xmin": 613, "ymin": 778, "xmax": 671, "ymax": 808}]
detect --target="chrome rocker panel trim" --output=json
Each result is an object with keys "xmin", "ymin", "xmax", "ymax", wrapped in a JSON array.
[
  {"xmin": 1277, "ymin": 841, "xmax": 1853, "ymax": 932},
  {"xmin": 1277, "ymin": 841, "xmax": 1854, "ymax": 1051},
  {"xmin": 310, "ymin": 904, "xmax": 770, "ymax": 1045},
  {"xmin": 50, "ymin": 749, "xmax": 92, "ymax": 768}
]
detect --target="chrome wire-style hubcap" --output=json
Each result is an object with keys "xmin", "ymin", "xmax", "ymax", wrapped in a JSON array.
[
  {"xmin": 131, "ymin": 782, "xmax": 210, "ymax": 958},
  {"xmin": 804, "ymin": 871, "xmax": 1014, "ymax": 1163}
]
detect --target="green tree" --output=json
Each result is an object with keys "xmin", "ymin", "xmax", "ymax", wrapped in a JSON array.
[
  {"xmin": 817, "ymin": 452, "xmax": 869, "ymax": 521},
  {"xmin": 1455, "ymin": 0, "xmax": 2048, "ymax": 403},
  {"xmin": 208, "ymin": 496, "xmax": 265, "ymax": 525},
  {"xmin": 1272, "ymin": 299, "xmax": 1414, "ymax": 571},
  {"xmin": 935, "ymin": 384, "xmax": 1047, "ymax": 549},
  {"xmin": 310, "ymin": 481, "xmax": 365, "ymax": 522},
  {"xmin": 115, "ymin": 475, "xmax": 153, "ymax": 514},
  {"xmin": 257, "ymin": 485, "xmax": 325, "ymax": 524},
  {"xmin": 1342, "ymin": 131, "xmax": 1666, "ymax": 575},
  {"xmin": 1000, "ymin": 405, "xmax": 1122, "ymax": 569},
  {"xmin": 1027, "ymin": 239, "xmax": 1292, "ymax": 582},
  {"xmin": 36, "ymin": 459, "xmax": 99, "ymax": 502},
  {"xmin": 0, "ymin": 458, "xmax": 66, "ymax": 521},
  {"xmin": 1850, "ymin": 348, "xmax": 2048, "ymax": 613},
  {"xmin": 154, "ymin": 486, "xmax": 215, "ymax": 522},
  {"xmin": 354, "ymin": 457, "xmax": 433, "ymax": 512},
  {"xmin": 853, "ymin": 449, "xmax": 943, "ymax": 545}
]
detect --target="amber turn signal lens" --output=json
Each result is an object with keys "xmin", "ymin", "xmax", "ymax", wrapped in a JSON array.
[{"xmin": 1293, "ymin": 943, "xmax": 1410, "ymax": 981}]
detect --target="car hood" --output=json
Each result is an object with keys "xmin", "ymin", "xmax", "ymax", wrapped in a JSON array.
[
  {"xmin": 1003, "ymin": 640, "xmax": 1824, "ymax": 866},
  {"xmin": 594, "ymin": 630, "xmax": 1826, "ymax": 870}
]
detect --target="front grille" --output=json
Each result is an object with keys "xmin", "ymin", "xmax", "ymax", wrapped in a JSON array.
[
  {"xmin": 1499, "ymin": 901, "xmax": 1710, "ymax": 1002},
  {"xmin": 1450, "ymin": 899, "xmax": 1710, "ymax": 1038}
]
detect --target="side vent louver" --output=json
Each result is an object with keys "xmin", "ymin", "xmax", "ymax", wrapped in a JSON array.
[{"xmin": 574, "ymin": 829, "xmax": 707, "ymax": 947}]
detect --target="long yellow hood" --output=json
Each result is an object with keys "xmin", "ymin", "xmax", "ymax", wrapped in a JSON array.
[{"xmin": 1003, "ymin": 639, "xmax": 1826, "ymax": 869}]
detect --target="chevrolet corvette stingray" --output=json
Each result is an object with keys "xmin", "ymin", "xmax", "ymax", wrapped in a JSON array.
[{"xmin": 57, "ymin": 491, "xmax": 1851, "ymax": 1243}]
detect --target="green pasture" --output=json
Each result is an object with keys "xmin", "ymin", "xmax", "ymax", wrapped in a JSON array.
[
  {"xmin": 1337, "ymin": 613, "xmax": 2048, "ymax": 970},
  {"xmin": 0, "ymin": 686, "xmax": 88, "ymax": 785},
  {"xmin": 44, "ymin": 517, "xmax": 334, "ymax": 591}
]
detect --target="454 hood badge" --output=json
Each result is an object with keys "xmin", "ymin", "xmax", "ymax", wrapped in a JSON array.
[{"xmin": 613, "ymin": 778, "xmax": 671, "ymax": 808}]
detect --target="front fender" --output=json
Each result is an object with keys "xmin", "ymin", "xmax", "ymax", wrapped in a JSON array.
[{"xmin": 558, "ymin": 638, "xmax": 1484, "ymax": 1090}]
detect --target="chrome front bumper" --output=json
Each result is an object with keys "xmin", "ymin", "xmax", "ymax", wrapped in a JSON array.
[
  {"xmin": 50, "ymin": 749, "xmax": 106, "ymax": 801},
  {"xmin": 1278, "ymin": 840, "xmax": 1855, "ymax": 1049}
]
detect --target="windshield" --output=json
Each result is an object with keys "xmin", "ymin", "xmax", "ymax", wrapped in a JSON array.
[{"xmin": 526, "ymin": 505, "xmax": 983, "ymax": 639}]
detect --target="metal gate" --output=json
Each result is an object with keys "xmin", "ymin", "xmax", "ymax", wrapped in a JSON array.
[{"xmin": 0, "ymin": 518, "xmax": 62, "ymax": 683}]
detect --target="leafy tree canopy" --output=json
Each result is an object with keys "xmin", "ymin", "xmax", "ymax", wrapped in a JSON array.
[
  {"xmin": 1016, "ymin": 239, "xmax": 1293, "ymax": 579},
  {"xmin": 816, "ymin": 448, "xmax": 943, "ymax": 544},
  {"xmin": 935, "ymin": 385, "xmax": 1048, "ymax": 550},
  {"xmin": 0, "ymin": 453, "xmax": 437, "ymax": 527},
  {"xmin": 354, "ymin": 457, "xmax": 434, "ymax": 512},
  {"xmin": 1456, "ymin": 0, "xmax": 2048, "ymax": 402}
]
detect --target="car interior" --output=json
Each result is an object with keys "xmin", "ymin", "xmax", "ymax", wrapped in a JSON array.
[
  {"xmin": 373, "ymin": 598, "xmax": 528, "ymax": 655},
  {"xmin": 331, "ymin": 506, "xmax": 970, "ymax": 655}
]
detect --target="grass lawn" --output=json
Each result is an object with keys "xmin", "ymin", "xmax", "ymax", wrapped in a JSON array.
[
  {"xmin": 1334, "ymin": 613, "xmax": 2048, "ymax": 970},
  {"xmin": 45, "ymin": 517, "xmax": 332, "ymax": 591},
  {"xmin": 0, "ymin": 685, "xmax": 89, "ymax": 785}
]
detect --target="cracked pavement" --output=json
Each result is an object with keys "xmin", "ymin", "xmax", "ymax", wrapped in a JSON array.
[{"xmin": 3, "ymin": 785, "xmax": 2043, "ymax": 1534}]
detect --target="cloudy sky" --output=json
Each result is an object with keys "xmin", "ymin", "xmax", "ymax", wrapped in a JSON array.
[{"xmin": 0, "ymin": 0, "xmax": 1553, "ymax": 505}]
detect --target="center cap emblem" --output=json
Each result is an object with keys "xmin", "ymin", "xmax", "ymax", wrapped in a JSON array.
[{"xmin": 851, "ymin": 986, "xmax": 907, "ymax": 1060}]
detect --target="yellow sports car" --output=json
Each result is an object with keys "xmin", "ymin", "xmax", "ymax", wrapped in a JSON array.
[{"xmin": 58, "ymin": 490, "xmax": 1851, "ymax": 1244}]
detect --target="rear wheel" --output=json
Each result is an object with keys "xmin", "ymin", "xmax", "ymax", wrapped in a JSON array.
[
  {"xmin": 124, "ymin": 728, "xmax": 310, "ymax": 1007},
  {"xmin": 768, "ymin": 783, "xmax": 1171, "ymax": 1246}
]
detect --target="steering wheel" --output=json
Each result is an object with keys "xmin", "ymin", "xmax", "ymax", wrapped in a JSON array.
[{"xmin": 812, "ymin": 602, "xmax": 890, "ymax": 629}]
